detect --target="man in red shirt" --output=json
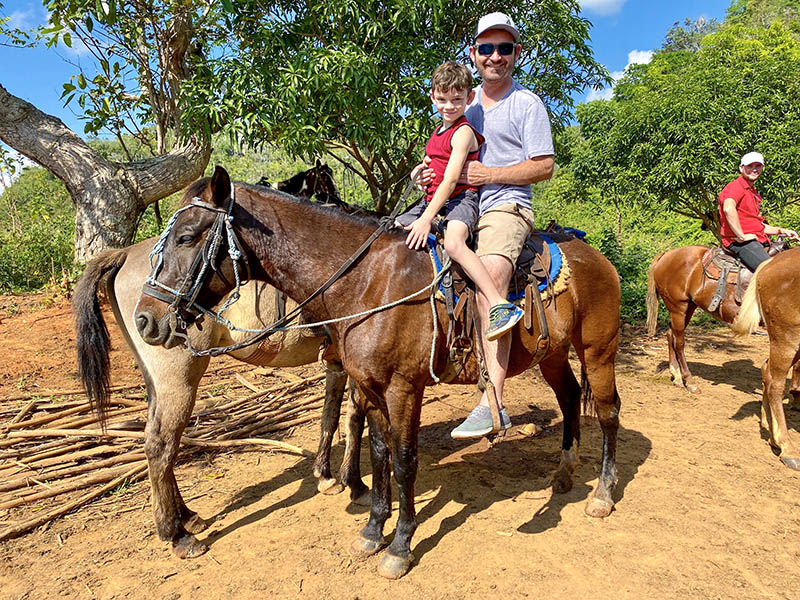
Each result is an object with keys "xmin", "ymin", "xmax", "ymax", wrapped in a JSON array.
[{"xmin": 719, "ymin": 151, "xmax": 798, "ymax": 271}]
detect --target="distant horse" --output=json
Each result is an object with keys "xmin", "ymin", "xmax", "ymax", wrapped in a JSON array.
[
  {"xmin": 731, "ymin": 248, "xmax": 800, "ymax": 469},
  {"xmin": 646, "ymin": 243, "xmax": 799, "ymax": 393},
  {"xmin": 256, "ymin": 159, "xmax": 345, "ymax": 208},
  {"xmin": 130, "ymin": 166, "xmax": 622, "ymax": 579},
  {"xmin": 74, "ymin": 165, "xmax": 369, "ymax": 559}
]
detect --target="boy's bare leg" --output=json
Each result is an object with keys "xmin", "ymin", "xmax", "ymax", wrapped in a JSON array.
[{"xmin": 443, "ymin": 222, "xmax": 505, "ymax": 306}]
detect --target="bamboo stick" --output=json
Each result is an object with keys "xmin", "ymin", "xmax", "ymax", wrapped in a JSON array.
[
  {"xmin": 0, "ymin": 461, "xmax": 148, "ymax": 510},
  {"xmin": 8, "ymin": 400, "xmax": 36, "ymax": 425},
  {"xmin": 51, "ymin": 405, "xmax": 145, "ymax": 430},
  {"xmin": 1, "ymin": 384, "xmax": 141, "ymax": 403},
  {"xmin": 4, "ymin": 403, "xmax": 95, "ymax": 431},
  {"xmin": 0, "ymin": 463, "xmax": 149, "ymax": 542},
  {"xmin": 181, "ymin": 437, "xmax": 313, "ymax": 456},
  {"xmin": 0, "ymin": 452, "xmax": 147, "ymax": 493}
]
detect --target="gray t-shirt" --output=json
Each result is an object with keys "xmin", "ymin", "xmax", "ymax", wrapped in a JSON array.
[{"xmin": 465, "ymin": 80, "xmax": 554, "ymax": 213}]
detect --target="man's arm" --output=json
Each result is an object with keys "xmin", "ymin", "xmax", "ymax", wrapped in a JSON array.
[
  {"xmin": 721, "ymin": 197, "xmax": 758, "ymax": 242},
  {"xmin": 465, "ymin": 155, "xmax": 554, "ymax": 187},
  {"xmin": 764, "ymin": 224, "xmax": 800, "ymax": 240}
]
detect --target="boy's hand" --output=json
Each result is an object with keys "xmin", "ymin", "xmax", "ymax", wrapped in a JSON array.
[{"xmin": 404, "ymin": 217, "xmax": 433, "ymax": 250}]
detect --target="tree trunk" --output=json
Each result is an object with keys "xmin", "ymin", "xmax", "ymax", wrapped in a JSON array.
[{"xmin": 0, "ymin": 83, "xmax": 211, "ymax": 262}]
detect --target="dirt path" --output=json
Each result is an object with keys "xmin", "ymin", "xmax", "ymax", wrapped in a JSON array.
[{"xmin": 0, "ymin": 295, "xmax": 799, "ymax": 600}]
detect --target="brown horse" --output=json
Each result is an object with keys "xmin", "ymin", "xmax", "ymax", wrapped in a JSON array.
[
  {"xmin": 731, "ymin": 248, "xmax": 800, "ymax": 469},
  {"xmin": 130, "ymin": 166, "xmax": 622, "ymax": 579},
  {"xmin": 646, "ymin": 244, "xmax": 800, "ymax": 394},
  {"xmin": 74, "ymin": 165, "xmax": 370, "ymax": 557}
]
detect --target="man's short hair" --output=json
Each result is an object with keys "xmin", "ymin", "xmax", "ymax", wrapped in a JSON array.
[{"xmin": 431, "ymin": 61, "xmax": 473, "ymax": 94}]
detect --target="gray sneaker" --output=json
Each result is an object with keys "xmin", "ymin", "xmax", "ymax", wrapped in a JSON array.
[{"xmin": 450, "ymin": 405, "xmax": 512, "ymax": 439}]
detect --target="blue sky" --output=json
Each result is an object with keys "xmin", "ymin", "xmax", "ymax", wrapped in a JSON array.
[{"xmin": 0, "ymin": 0, "xmax": 733, "ymax": 146}]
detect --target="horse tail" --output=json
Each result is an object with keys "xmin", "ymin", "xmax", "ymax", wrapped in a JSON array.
[
  {"xmin": 731, "ymin": 260, "xmax": 770, "ymax": 336},
  {"xmin": 580, "ymin": 365, "xmax": 596, "ymax": 417},
  {"xmin": 646, "ymin": 252, "xmax": 666, "ymax": 336},
  {"xmin": 73, "ymin": 246, "xmax": 130, "ymax": 428}
]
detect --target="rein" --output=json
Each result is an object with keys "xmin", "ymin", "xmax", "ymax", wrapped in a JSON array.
[{"xmin": 145, "ymin": 174, "xmax": 424, "ymax": 358}]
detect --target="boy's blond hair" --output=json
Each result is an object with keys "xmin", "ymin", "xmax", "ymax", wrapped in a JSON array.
[{"xmin": 431, "ymin": 61, "xmax": 473, "ymax": 94}]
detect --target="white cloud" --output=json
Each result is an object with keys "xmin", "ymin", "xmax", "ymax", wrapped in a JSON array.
[
  {"xmin": 627, "ymin": 49, "xmax": 654, "ymax": 65},
  {"xmin": 585, "ymin": 50, "xmax": 653, "ymax": 102},
  {"xmin": 579, "ymin": 0, "xmax": 628, "ymax": 16}
]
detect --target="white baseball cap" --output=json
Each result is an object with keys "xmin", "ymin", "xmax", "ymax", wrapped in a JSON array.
[
  {"xmin": 740, "ymin": 151, "xmax": 764, "ymax": 166},
  {"xmin": 475, "ymin": 12, "xmax": 520, "ymax": 42}
]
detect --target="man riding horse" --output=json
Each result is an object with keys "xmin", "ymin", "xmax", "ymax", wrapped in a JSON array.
[{"xmin": 719, "ymin": 151, "xmax": 798, "ymax": 271}]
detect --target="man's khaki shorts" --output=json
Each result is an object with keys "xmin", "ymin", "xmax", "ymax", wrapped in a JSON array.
[{"xmin": 474, "ymin": 203, "xmax": 534, "ymax": 264}]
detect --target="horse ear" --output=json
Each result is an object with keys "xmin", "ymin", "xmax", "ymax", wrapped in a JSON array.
[
  {"xmin": 315, "ymin": 158, "xmax": 322, "ymax": 168},
  {"xmin": 210, "ymin": 165, "xmax": 231, "ymax": 208}
]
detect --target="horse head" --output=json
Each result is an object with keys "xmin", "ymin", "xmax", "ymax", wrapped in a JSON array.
[{"xmin": 134, "ymin": 166, "xmax": 244, "ymax": 348}]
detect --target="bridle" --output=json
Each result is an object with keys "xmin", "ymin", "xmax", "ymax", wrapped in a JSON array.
[
  {"xmin": 142, "ymin": 185, "xmax": 250, "ymax": 330},
  {"xmin": 140, "ymin": 172, "xmax": 424, "ymax": 358}
]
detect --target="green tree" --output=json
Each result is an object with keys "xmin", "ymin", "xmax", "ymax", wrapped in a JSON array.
[
  {"xmin": 186, "ymin": 0, "xmax": 610, "ymax": 212},
  {"xmin": 0, "ymin": 0, "xmax": 216, "ymax": 261},
  {"xmin": 578, "ymin": 22, "xmax": 800, "ymax": 240}
]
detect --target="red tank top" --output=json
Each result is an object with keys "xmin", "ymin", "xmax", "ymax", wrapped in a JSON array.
[{"xmin": 424, "ymin": 116, "xmax": 484, "ymax": 203}]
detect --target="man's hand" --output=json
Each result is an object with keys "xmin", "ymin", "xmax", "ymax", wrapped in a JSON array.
[
  {"xmin": 404, "ymin": 217, "xmax": 433, "ymax": 250},
  {"xmin": 739, "ymin": 233, "xmax": 759, "ymax": 242},
  {"xmin": 411, "ymin": 156, "xmax": 434, "ymax": 192},
  {"xmin": 461, "ymin": 160, "xmax": 490, "ymax": 186},
  {"xmin": 780, "ymin": 228, "xmax": 800, "ymax": 241}
]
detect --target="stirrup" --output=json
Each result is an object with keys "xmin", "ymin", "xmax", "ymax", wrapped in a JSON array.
[{"xmin": 708, "ymin": 294, "xmax": 722, "ymax": 312}]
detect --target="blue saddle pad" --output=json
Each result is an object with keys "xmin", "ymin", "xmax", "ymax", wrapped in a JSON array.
[{"xmin": 427, "ymin": 233, "xmax": 563, "ymax": 301}]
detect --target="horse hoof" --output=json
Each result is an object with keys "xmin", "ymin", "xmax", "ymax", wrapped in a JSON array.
[
  {"xmin": 182, "ymin": 513, "xmax": 210, "ymax": 535},
  {"xmin": 584, "ymin": 497, "xmax": 614, "ymax": 518},
  {"xmin": 317, "ymin": 477, "xmax": 344, "ymax": 495},
  {"xmin": 351, "ymin": 490, "xmax": 371, "ymax": 507},
  {"xmin": 349, "ymin": 535, "xmax": 385, "ymax": 558},
  {"xmin": 550, "ymin": 470, "xmax": 573, "ymax": 494},
  {"xmin": 377, "ymin": 552, "xmax": 414, "ymax": 579},
  {"xmin": 686, "ymin": 383, "xmax": 698, "ymax": 393},
  {"xmin": 780, "ymin": 456, "xmax": 800, "ymax": 471},
  {"xmin": 172, "ymin": 534, "xmax": 208, "ymax": 559}
]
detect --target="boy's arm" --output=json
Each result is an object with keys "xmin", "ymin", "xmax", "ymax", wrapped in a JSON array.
[{"xmin": 405, "ymin": 127, "xmax": 476, "ymax": 249}]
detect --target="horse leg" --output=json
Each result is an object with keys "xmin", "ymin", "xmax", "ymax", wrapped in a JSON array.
[
  {"xmin": 377, "ymin": 380, "xmax": 422, "ymax": 580},
  {"xmin": 338, "ymin": 380, "xmax": 370, "ymax": 505},
  {"xmin": 312, "ymin": 360, "xmax": 348, "ymax": 495},
  {"xmin": 580, "ymin": 349, "xmax": 620, "ymax": 518},
  {"xmin": 666, "ymin": 302, "xmax": 698, "ymax": 392},
  {"xmin": 350, "ymin": 398, "xmax": 392, "ymax": 559},
  {"xmin": 110, "ymin": 272, "xmax": 211, "ymax": 555},
  {"xmin": 788, "ymin": 362, "xmax": 800, "ymax": 412},
  {"xmin": 538, "ymin": 351, "xmax": 581, "ymax": 494},
  {"xmin": 761, "ymin": 352, "xmax": 800, "ymax": 470}
]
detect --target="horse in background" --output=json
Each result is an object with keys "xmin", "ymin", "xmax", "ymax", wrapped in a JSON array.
[
  {"xmin": 131, "ymin": 166, "xmax": 622, "ymax": 579},
  {"xmin": 74, "ymin": 164, "xmax": 370, "ymax": 559},
  {"xmin": 731, "ymin": 248, "xmax": 800, "ymax": 470},
  {"xmin": 646, "ymin": 241, "xmax": 799, "ymax": 393},
  {"xmin": 256, "ymin": 159, "xmax": 346, "ymax": 209}
]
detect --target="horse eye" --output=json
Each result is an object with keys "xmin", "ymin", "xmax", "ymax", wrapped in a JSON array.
[{"xmin": 176, "ymin": 234, "xmax": 194, "ymax": 245}]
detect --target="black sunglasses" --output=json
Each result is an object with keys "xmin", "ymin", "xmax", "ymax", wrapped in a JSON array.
[{"xmin": 475, "ymin": 42, "xmax": 516, "ymax": 56}]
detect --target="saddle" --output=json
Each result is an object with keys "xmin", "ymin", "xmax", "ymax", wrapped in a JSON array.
[
  {"xmin": 702, "ymin": 240, "xmax": 789, "ymax": 312},
  {"xmin": 430, "ymin": 223, "xmax": 580, "ymax": 384}
]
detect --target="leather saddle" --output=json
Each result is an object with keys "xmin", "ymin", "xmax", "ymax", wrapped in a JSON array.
[
  {"xmin": 431, "ymin": 223, "xmax": 582, "ymax": 383},
  {"xmin": 702, "ymin": 240, "xmax": 789, "ymax": 311}
]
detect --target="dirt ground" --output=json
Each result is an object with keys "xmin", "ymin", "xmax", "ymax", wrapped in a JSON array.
[{"xmin": 0, "ymin": 293, "xmax": 799, "ymax": 600}]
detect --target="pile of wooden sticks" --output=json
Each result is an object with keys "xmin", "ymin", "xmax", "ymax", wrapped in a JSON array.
[{"xmin": 0, "ymin": 364, "xmax": 325, "ymax": 542}]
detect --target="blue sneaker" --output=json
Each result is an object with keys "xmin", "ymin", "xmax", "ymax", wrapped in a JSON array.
[
  {"xmin": 485, "ymin": 302, "xmax": 524, "ymax": 341},
  {"xmin": 450, "ymin": 405, "xmax": 512, "ymax": 439}
]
